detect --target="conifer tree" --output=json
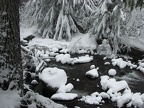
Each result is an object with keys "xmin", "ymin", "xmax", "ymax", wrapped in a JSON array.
[
  {"xmin": 90, "ymin": 0, "xmax": 128, "ymax": 54},
  {"xmin": 0, "ymin": 0, "xmax": 23, "ymax": 95},
  {"xmin": 22, "ymin": 0, "xmax": 97, "ymax": 41}
]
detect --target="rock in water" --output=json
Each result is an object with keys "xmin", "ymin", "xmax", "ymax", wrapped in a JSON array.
[{"xmin": 23, "ymin": 35, "xmax": 35, "ymax": 42}]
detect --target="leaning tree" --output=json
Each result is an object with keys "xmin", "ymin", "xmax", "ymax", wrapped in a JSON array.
[{"xmin": 0, "ymin": 0, "xmax": 23, "ymax": 95}]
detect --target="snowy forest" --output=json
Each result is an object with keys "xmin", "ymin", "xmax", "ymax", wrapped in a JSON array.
[{"xmin": 0, "ymin": 0, "xmax": 144, "ymax": 108}]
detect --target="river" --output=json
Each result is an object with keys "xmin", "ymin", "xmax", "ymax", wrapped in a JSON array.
[{"xmin": 42, "ymin": 54, "xmax": 144, "ymax": 108}]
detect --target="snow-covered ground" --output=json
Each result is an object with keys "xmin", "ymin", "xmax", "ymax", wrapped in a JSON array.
[
  {"xmin": 0, "ymin": 88, "xmax": 66, "ymax": 108},
  {"xmin": 0, "ymin": 89, "xmax": 21, "ymax": 108}
]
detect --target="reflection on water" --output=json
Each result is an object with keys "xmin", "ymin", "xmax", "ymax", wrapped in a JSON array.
[
  {"xmin": 71, "ymin": 89, "xmax": 88, "ymax": 98},
  {"xmin": 117, "ymin": 71, "xmax": 144, "ymax": 80},
  {"xmin": 116, "ymin": 70, "xmax": 144, "ymax": 93},
  {"xmin": 116, "ymin": 70, "xmax": 144, "ymax": 82}
]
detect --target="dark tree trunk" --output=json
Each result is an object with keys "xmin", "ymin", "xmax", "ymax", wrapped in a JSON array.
[{"xmin": 0, "ymin": 0, "xmax": 23, "ymax": 95}]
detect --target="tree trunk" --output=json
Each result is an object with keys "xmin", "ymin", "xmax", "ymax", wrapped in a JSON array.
[{"xmin": 0, "ymin": 0, "xmax": 23, "ymax": 96}]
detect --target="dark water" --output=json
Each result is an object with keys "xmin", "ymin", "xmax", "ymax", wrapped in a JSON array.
[
  {"xmin": 44, "ymin": 55, "xmax": 144, "ymax": 108},
  {"xmin": 26, "ymin": 48, "xmax": 144, "ymax": 108}
]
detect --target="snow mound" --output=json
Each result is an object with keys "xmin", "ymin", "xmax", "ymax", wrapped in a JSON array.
[
  {"xmin": 132, "ymin": 93, "xmax": 144, "ymax": 108},
  {"xmin": 31, "ymin": 80, "xmax": 38, "ymax": 85},
  {"xmin": 0, "ymin": 89, "xmax": 21, "ymax": 108},
  {"xmin": 55, "ymin": 54, "xmax": 93, "ymax": 65},
  {"xmin": 80, "ymin": 92, "xmax": 110, "ymax": 105},
  {"xmin": 81, "ymin": 76, "xmax": 144, "ymax": 108},
  {"xmin": 24, "ymin": 91, "xmax": 66, "ymax": 108},
  {"xmin": 100, "ymin": 75, "xmax": 129, "ymax": 92},
  {"xmin": 104, "ymin": 62, "xmax": 110, "ymax": 65},
  {"xmin": 90, "ymin": 65, "xmax": 95, "ymax": 69},
  {"xmin": 116, "ymin": 89, "xmax": 132, "ymax": 108},
  {"xmin": 86, "ymin": 68, "xmax": 99, "ymax": 78},
  {"xmin": 112, "ymin": 58, "xmax": 128, "ymax": 69},
  {"xmin": 112, "ymin": 58, "xmax": 137, "ymax": 69},
  {"xmin": 55, "ymin": 54, "xmax": 74, "ymax": 64},
  {"xmin": 108, "ymin": 69, "xmax": 117, "ymax": 76},
  {"xmin": 80, "ymin": 93, "xmax": 102, "ymax": 105},
  {"xmin": 99, "ymin": 75, "xmax": 144, "ymax": 107},
  {"xmin": 137, "ymin": 60, "xmax": 144, "ymax": 73},
  {"xmin": 51, "ymin": 93, "xmax": 78, "ymax": 100},
  {"xmin": 57, "ymin": 83, "xmax": 74, "ymax": 93},
  {"xmin": 39, "ymin": 67, "xmax": 67, "ymax": 88},
  {"xmin": 73, "ymin": 55, "xmax": 93, "ymax": 64}
]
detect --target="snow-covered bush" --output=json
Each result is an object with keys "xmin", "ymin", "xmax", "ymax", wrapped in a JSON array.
[
  {"xmin": 68, "ymin": 39, "xmax": 83, "ymax": 53},
  {"xmin": 22, "ymin": 91, "xmax": 66, "ymax": 108},
  {"xmin": 97, "ymin": 39, "xmax": 112, "ymax": 56}
]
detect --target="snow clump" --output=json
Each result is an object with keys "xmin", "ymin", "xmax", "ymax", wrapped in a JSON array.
[
  {"xmin": 137, "ymin": 60, "xmax": 144, "ymax": 73},
  {"xmin": 55, "ymin": 54, "xmax": 93, "ymax": 65},
  {"xmin": 86, "ymin": 67, "xmax": 99, "ymax": 78},
  {"xmin": 57, "ymin": 83, "xmax": 74, "ymax": 93},
  {"xmin": 90, "ymin": 65, "xmax": 95, "ymax": 69},
  {"xmin": 108, "ymin": 69, "xmax": 117, "ymax": 76},
  {"xmin": 73, "ymin": 55, "xmax": 93, "ymax": 64},
  {"xmin": 112, "ymin": 58, "xmax": 128, "ymax": 69},
  {"xmin": 112, "ymin": 58, "xmax": 137, "ymax": 69},
  {"xmin": 55, "ymin": 54, "xmax": 75, "ymax": 64},
  {"xmin": 81, "ymin": 75, "xmax": 144, "ymax": 107},
  {"xmin": 51, "ymin": 93, "xmax": 78, "ymax": 101},
  {"xmin": 31, "ymin": 80, "xmax": 38, "ymax": 85}
]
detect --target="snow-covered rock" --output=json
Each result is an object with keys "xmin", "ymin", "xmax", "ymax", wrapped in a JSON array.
[
  {"xmin": 137, "ymin": 61, "xmax": 144, "ymax": 73},
  {"xmin": 108, "ymin": 69, "xmax": 117, "ymax": 76},
  {"xmin": 107, "ymin": 80, "xmax": 129, "ymax": 93},
  {"xmin": 80, "ymin": 93, "xmax": 102, "ymax": 105},
  {"xmin": 57, "ymin": 83, "xmax": 74, "ymax": 93},
  {"xmin": 112, "ymin": 58, "xmax": 137, "ymax": 69},
  {"xmin": 139, "ymin": 67, "xmax": 144, "ymax": 73},
  {"xmin": 51, "ymin": 93, "xmax": 78, "ymax": 100},
  {"xmin": 55, "ymin": 54, "xmax": 93, "ymax": 65},
  {"xmin": 99, "ymin": 92, "xmax": 110, "ymax": 99},
  {"xmin": 116, "ymin": 90, "xmax": 132, "ymax": 108},
  {"xmin": 39, "ymin": 67, "xmax": 67, "ymax": 88},
  {"xmin": 104, "ymin": 62, "xmax": 110, "ymax": 65},
  {"xmin": 132, "ymin": 93, "xmax": 144, "ymax": 108},
  {"xmin": 76, "ymin": 79, "xmax": 80, "ymax": 82},
  {"xmin": 80, "ymin": 92, "xmax": 110, "ymax": 105},
  {"xmin": 100, "ymin": 75, "xmax": 110, "ymax": 90},
  {"xmin": 73, "ymin": 55, "xmax": 93, "ymax": 64},
  {"xmin": 86, "ymin": 68, "xmax": 99, "ymax": 78},
  {"xmin": 55, "ymin": 54, "xmax": 74, "ymax": 64},
  {"xmin": 31, "ymin": 80, "xmax": 38, "ymax": 85},
  {"xmin": 139, "ymin": 62, "xmax": 144, "ymax": 67},
  {"xmin": 90, "ymin": 65, "xmax": 95, "ymax": 69},
  {"xmin": 141, "ymin": 93, "xmax": 144, "ymax": 101},
  {"xmin": 112, "ymin": 58, "xmax": 127, "ymax": 69}
]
